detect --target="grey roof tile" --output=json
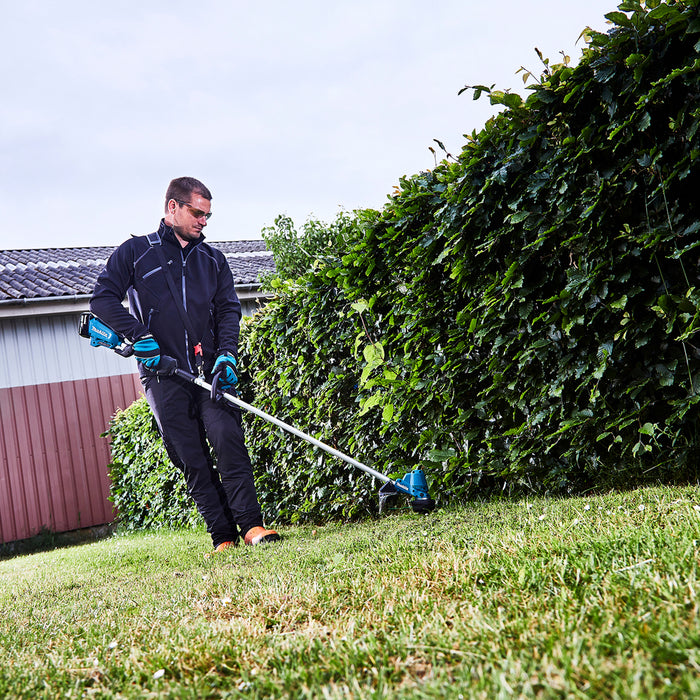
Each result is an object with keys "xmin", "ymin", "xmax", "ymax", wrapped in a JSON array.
[{"xmin": 0, "ymin": 241, "xmax": 275, "ymax": 301}]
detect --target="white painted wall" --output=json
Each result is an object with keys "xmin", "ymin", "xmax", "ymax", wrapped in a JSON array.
[{"xmin": 0, "ymin": 313, "xmax": 136, "ymax": 389}]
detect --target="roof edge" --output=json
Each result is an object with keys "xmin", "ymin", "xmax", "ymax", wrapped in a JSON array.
[
  {"xmin": 0, "ymin": 295, "xmax": 92, "ymax": 318},
  {"xmin": 0, "ymin": 284, "xmax": 269, "ymax": 318}
]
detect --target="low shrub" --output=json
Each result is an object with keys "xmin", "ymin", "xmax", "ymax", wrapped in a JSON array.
[{"xmin": 107, "ymin": 397, "xmax": 200, "ymax": 530}]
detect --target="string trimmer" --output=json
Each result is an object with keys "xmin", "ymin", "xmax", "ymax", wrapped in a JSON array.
[{"xmin": 79, "ymin": 313, "xmax": 436, "ymax": 514}]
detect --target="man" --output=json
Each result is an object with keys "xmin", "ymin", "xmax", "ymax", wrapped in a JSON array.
[{"xmin": 91, "ymin": 176, "xmax": 280, "ymax": 552}]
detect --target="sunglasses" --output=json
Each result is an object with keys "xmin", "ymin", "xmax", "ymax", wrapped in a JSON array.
[{"xmin": 175, "ymin": 199, "xmax": 212, "ymax": 221}]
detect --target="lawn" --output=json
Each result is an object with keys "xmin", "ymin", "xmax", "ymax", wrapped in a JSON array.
[{"xmin": 1, "ymin": 485, "xmax": 699, "ymax": 698}]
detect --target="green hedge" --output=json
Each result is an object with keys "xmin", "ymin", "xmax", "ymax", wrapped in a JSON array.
[{"xmin": 240, "ymin": 0, "xmax": 700, "ymax": 522}]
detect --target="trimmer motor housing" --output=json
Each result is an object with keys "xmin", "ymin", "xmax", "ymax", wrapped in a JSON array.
[{"xmin": 78, "ymin": 312, "xmax": 134, "ymax": 357}]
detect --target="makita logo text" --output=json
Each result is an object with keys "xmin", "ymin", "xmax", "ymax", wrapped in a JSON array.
[{"xmin": 91, "ymin": 325, "xmax": 111, "ymax": 339}]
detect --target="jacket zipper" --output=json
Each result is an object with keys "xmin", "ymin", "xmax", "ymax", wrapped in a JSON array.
[{"xmin": 180, "ymin": 248, "xmax": 194, "ymax": 373}]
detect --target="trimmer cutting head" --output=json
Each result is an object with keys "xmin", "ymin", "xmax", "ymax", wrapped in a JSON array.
[
  {"xmin": 378, "ymin": 468, "xmax": 436, "ymax": 514},
  {"xmin": 410, "ymin": 496, "xmax": 437, "ymax": 514}
]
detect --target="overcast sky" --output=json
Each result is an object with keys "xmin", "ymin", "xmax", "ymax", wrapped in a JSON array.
[{"xmin": 1, "ymin": 0, "xmax": 617, "ymax": 250}]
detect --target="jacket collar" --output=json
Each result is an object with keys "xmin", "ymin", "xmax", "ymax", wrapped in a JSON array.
[{"xmin": 158, "ymin": 219, "xmax": 206, "ymax": 250}]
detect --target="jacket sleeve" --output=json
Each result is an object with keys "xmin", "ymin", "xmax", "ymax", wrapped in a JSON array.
[
  {"xmin": 90, "ymin": 240, "xmax": 151, "ymax": 342},
  {"xmin": 212, "ymin": 252, "xmax": 242, "ymax": 357}
]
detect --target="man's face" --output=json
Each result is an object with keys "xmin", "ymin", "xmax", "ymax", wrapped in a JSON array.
[{"xmin": 167, "ymin": 193, "xmax": 211, "ymax": 245}]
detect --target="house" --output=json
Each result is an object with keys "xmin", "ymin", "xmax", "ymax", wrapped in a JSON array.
[{"xmin": 0, "ymin": 242, "xmax": 275, "ymax": 544}]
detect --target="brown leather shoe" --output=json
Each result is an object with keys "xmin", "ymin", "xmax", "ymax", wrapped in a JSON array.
[{"xmin": 244, "ymin": 526, "xmax": 281, "ymax": 546}]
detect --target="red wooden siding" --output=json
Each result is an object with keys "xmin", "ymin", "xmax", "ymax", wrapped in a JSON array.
[{"xmin": 0, "ymin": 373, "xmax": 142, "ymax": 543}]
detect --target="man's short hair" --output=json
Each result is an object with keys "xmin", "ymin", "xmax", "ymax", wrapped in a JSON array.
[{"xmin": 165, "ymin": 177, "xmax": 212, "ymax": 211}]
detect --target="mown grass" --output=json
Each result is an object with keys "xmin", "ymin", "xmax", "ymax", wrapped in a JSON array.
[{"xmin": 1, "ymin": 484, "xmax": 700, "ymax": 698}]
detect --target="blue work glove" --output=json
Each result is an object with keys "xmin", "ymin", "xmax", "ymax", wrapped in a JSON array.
[
  {"xmin": 213, "ymin": 352, "xmax": 238, "ymax": 391},
  {"xmin": 133, "ymin": 334, "xmax": 161, "ymax": 369}
]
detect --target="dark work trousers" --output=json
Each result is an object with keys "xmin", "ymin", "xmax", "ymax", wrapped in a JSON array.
[{"xmin": 143, "ymin": 374, "xmax": 263, "ymax": 547}]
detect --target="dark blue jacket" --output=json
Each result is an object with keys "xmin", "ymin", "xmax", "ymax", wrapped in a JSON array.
[{"xmin": 90, "ymin": 220, "xmax": 241, "ymax": 375}]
